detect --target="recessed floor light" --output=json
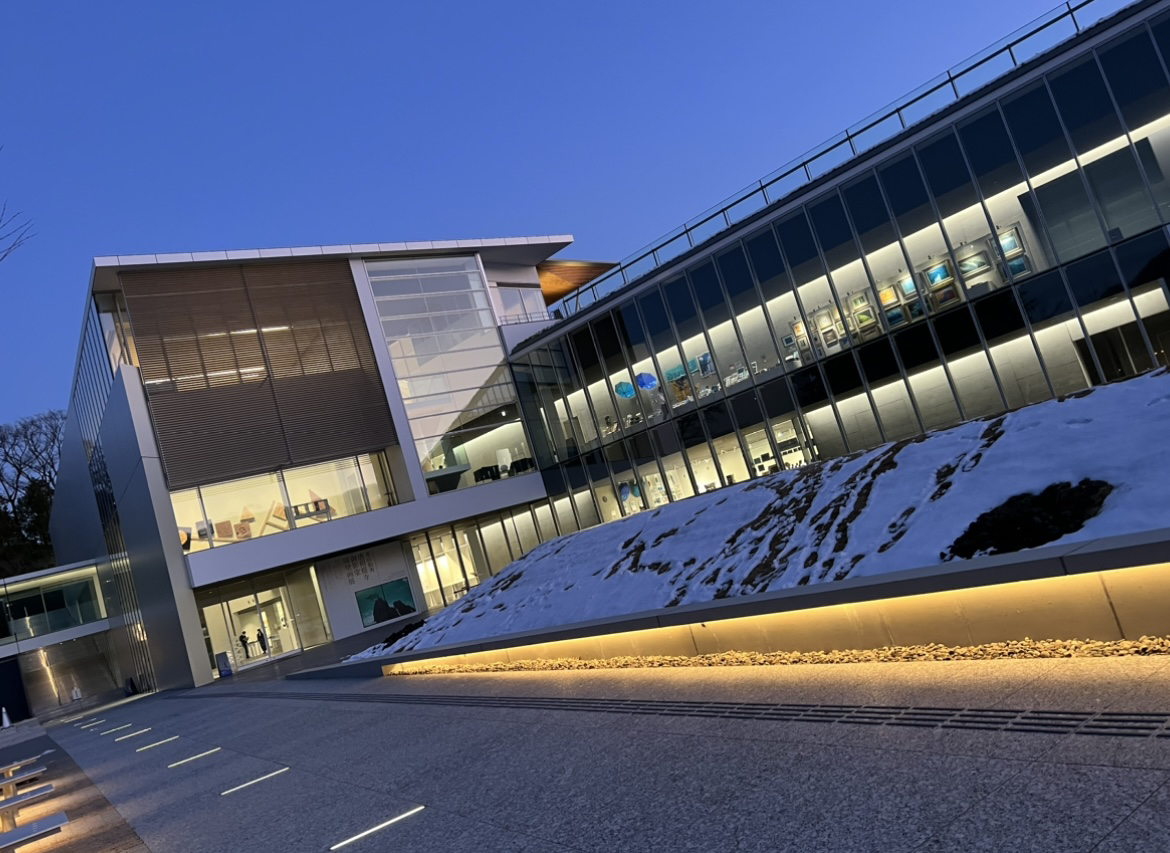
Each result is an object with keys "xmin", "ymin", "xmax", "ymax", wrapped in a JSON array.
[
  {"xmin": 168, "ymin": 748, "xmax": 221, "ymax": 768},
  {"xmin": 329, "ymin": 806, "xmax": 425, "ymax": 850},
  {"xmin": 100, "ymin": 724, "xmax": 132, "ymax": 735},
  {"xmin": 79, "ymin": 720, "xmax": 105, "ymax": 729},
  {"xmin": 114, "ymin": 728, "xmax": 151, "ymax": 741},
  {"xmin": 136, "ymin": 736, "xmax": 179, "ymax": 752},
  {"xmin": 220, "ymin": 767, "xmax": 289, "ymax": 796}
]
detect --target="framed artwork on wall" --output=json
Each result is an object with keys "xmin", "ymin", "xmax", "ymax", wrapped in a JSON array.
[
  {"xmin": 907, "ymin": 298, "xmax": 926, "ymax": 320},
  {"xmin": 781, "ymin": 335, "xmax": 796, "ymax": 348},
  {"xmin": 957, "ymin": 251, "xmax": 991, "ymax": 278},
  {"xmin": 899, "ymin": 276, "xmax": 917, "ymax": 297},
  {"xmin": 878, "ymin": 286, "xmax": 898, "ymax": 306},
  {"xmin": 932, "ymin": 284, "xmax": 960, "ymax": 308},
  {"xmin": 834, "ymin": 320, "xmax": 846, "ymax": 337},
  {"xmin": 1006, "ymin": 254, "xmax": 1031, "ymax": 277},
  {"xmin": 850, "ymin": 292, "xmax": 870, "ymax": 309},
  {"xmin": 793, "ymin": 320, "xmax": 806, "ymax": 338},
  {"xmin": 885, "ymin": 304, "xmax": 907, "ymax": 327},
  {"xmin": 822, "ymin": 329, "xmax": 839, "ymax": 346},
  {"xmin": 816, "ymin": 310, "xmax": 834, "ymax": 330},
  {"xmin": 924, "ymin": 259, "xmax": 954, "ymax": 288},
  {"xmin": 998, "ymin": 227, "xmax": 1023, "ymax": 257},
  {"xmin": 854, "ymin": 307, "xmax": 877, "ymax": 327}
]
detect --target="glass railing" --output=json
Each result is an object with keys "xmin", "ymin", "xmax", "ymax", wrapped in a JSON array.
[
  {"xmin": 0, "ymin": 569, "xmax": 105, "ymax": 645},
  {"xmin": 547, "ymin": 0, "xmax": 1140, "ymax": 320}
]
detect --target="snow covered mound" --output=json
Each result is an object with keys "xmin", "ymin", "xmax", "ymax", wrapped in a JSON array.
[{"xmin": 354, "ymin": 370, "xmax": 1170, "ymax": 661}]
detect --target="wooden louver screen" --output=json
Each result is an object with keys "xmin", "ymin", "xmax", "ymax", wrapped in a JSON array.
[{"xmin": 120, "ymin": 259, "xmax": 397, "ymax": 490}]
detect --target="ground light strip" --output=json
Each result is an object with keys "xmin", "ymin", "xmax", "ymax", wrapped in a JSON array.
[
  {"xmin": 220, "ymin": 767, "xmax": 289, "ymax": 796},
  {"xmin": 136, "ymin": 736, "xmax": 178, "ymax": 752},
  {"xmin": 167, "ymin": 747, "xmax": 221, "ymax": 768},
  {"xmin": 114, "ymin": 728, "xmax": 151, "ymax": 741},
  {"xmin": 99, "ymin": 724, "xmax": 133, "ymax": 735},
  {"xmin": 328, "ymin": 806, "xmax": 426, "ymax": 850},
  {"xmin": 78, "ymin": 720, "xmax": 105, "ymax": 729}
]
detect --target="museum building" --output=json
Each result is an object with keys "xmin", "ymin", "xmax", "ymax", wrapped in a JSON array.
[{"xmin": 43, "ymin": 0, "xmax": 1170, "ymax": 703}]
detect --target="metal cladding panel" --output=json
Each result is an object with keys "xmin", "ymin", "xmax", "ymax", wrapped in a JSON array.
[{"xmin": 119, "ymin": 260, "xmax": 397, "ymax": 490}]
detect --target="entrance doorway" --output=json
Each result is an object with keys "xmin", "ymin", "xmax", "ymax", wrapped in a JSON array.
[{"xmin": 195, "ymin": 565, "xmax": 331, "ymax": 678}]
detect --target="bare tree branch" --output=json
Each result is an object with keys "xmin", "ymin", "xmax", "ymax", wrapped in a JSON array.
[{"xmin": 0, "ymin": 147, "xmax": 34, "ymax": 264}]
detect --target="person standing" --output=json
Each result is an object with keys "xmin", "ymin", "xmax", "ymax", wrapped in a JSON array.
[
  {"xmin": 238, "ymin": 631, "xmax": 250, "ymax": 659},
  {"xmin": 256, "ymin": 628, "xmax": 268, "ymax": 654}
]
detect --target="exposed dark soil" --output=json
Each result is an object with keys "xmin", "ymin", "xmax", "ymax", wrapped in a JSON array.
[{"xmin": 943, "ymin": 478, "xmax": 1114, "ymax": 560}]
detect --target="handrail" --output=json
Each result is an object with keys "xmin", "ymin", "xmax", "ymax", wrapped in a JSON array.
[{"xmin": 547, "ymin": 0, "xmax": 1139, "ymax": 321}]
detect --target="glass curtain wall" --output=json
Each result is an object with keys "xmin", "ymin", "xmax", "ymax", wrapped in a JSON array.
[
  {"xmin": 365, "ymin": 257, "xmax": 534, "ymax": 493},
  {"xmin": 195, "ymin": 564, "xmax": 331, "ymax": 677},
  {"xmin": 518, "ymin": 13, "xmax": 1170, "ymax": 532},
  {"xmin": 169, "ymin": 451, "xmax": 395, "ymax": 553}
]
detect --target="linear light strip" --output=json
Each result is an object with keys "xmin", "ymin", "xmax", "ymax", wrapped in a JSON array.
[
  {"xmin": 168, "ymin": 748, "xmax": 221, "ymax": 768},
  {"xmin": 329, "ymin": 806, "xmax": 426, "ymax": 850},
  {"xmin": 78, "ymin": 720, "xmax": 105, "ymax": 729},
  {"xmin": 220, "ymin": 767, "xmax": 289, "ymax": 796},
  {"xmin": 100, "ymin": 724, "xmax": 133, "ymax": 735},
  {"xmin": 114, "ymin": 728, "xmax": 152, "ymax": 741},
  {"xmin": 62, "ymin": 715, "xmax": 89, "ymax": 724},
  {"xmin": 136, "ymin": 736, "xmax": 179, "ymax": 752}
]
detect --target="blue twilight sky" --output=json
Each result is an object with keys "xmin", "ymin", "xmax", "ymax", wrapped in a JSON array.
[{"xmin": 1, "ymin": 0, "xmax": 1060, "ymax": 422}]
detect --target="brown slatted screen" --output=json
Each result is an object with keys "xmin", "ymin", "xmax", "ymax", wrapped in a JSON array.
[{"xmin": 120, "ymin": 260, "xmax": 397, "ymax": 490}]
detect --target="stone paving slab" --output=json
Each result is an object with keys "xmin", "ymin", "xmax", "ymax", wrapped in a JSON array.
[{"xmin": 45, "ymin": 657, "xmax": 1170, "ymax": 852}]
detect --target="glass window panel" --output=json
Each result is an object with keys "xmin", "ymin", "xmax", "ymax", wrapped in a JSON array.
[
  {"xmin": 426, "ymin": 527, "xmax": 469, "ymax": 601},
  {"xmin": 810, "ymin": 193, "xmax": 874, "ymax": 348},
  {"xmin": 552, "ymin": 492, "xmax": 579, "ymax": 535},
  {"xmin": 533, "ymin": 501, "xmax": 558, "ymax": 541},
  {"xmin": 790, "ymin": 367, "xmax": 847, "ymax": 457},
  {"xmin": 613, "ymin": 302, "xmax": 668, "ymax": 426},
  {"xmin": 171, "ymin": 488, "xmax": 211, "ymax": 553},
  {"xmin": 858, "ymin": 338, "xmax": 921, "ymax": 440},
  {"xmin": 593, "ymin": 314, "xmax": 645, "ymax": 434},
  {"xmin": 824, "ymin": 352, "xmax": 883, "ymax": 450},
  {"xmin": 475, "ymin": 518, "xmax": 513, "ymax": 578},
  {"xmin": 507, "ymin": 508, "xmax": 539, "ymax": 555},
  {"xmin": 779, "ymin": 211, "xmax": 842, "ymax": 360},
  {"xmin": 640, "ymin": 287, "xmax": 695, "ymax": 412},
  {"xmin": 1082, "ymin": 148, "xmax": 1161, "ymax": 241},
  {"xmin": 689, "ymin": 261, "xmax": 748, "ymax": 392},
  {"xmin": 1066, "ymin": 251, "xmax": 1153, "ymax": 379},
  {"xmin": 932, "ymin": 308, "xmax": 1005, "ymax": 418},
  {"xmin": 894, "ymin": 325, "xmax": 962, "ymax": 429},
  {"xmin": 718, "ymin": 243, "xmax": 783, "ymax": 379},
  {"xmin": 199, "ymin": 473, "xmax": 287, "ymax": 544},
  {"xmin": 1002, "ymin": 81, "xmax": 1107, "ymax": 262},
  {"xmin": 664, "ymin": 274, "xmax": 721, "ymax": 402},
  {"xmin": 972, "ymin": 290, "xmax": 1052, "ymax": 407},
  {"xmin": 408, "ymin": 535, "xmax": 445, "ymax": 609},
  {"xmin": 572, "ymin": 327, "xmax": 619, "ymax": 442},
  {"xmin": 730, "ymin": 391, "xmax": 776, "ymax": 479},
  {"xmin": 1048, "ymin": 56, "xmax": 1123, "ymax": 156},
  {"xmin": 758, "ymin": 376, "xmax": 816, "ymax": 467},
  {"xmin": 572, "ymin": 486, "xmax": 601, "ymax": 529},
  {"xmin": 1116, "ymin": 230, "xmax": 1170, "ymax": 368},
  {"xmin": 746, "ymin": 227, "xmax": 805, "ymax": 373},
  {"xmin": 651, "ymin": 423, "xmax": 695, "ymax": 500},
  {"xmin": 283, "ymin": 458, "xmax": 367, "ymax": 522},
  {"xmin": 1017, "ymin": 271, "xmax": 1093, "ymax": 394}
]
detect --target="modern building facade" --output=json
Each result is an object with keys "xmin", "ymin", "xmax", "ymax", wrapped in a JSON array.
[{"xmin": 47, "ymin": 0, "xmax": 1170, "ymax": 700}]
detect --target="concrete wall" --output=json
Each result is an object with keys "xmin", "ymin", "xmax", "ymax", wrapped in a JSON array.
[{"xmin": 314, "ymin": 542, "xmax": 422, "ymax": 641}]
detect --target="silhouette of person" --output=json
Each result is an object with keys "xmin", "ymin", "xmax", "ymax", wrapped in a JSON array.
[
  {"xmin": 239, "ymin": 632, "xmax": 250, "ymax": 659},
  {"xmin": 372, "ymin": 597, "xmax": 393, "ymax": 624},
  {"xmin": 255, "ymin": 628, "xmax": 267, "ymax": 654}
]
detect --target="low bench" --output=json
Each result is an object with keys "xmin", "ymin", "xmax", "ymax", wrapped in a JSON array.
[
  {"xmin": 0, "ymin": 812, "xmax": 67, "ymax": 851},
  {"xmin": 0, "ymin": 767, "xmax": 43, "ymax": 801},
  {"xmin": 0, "ymin": 756, "xmax": 41, "ymax": 780},
  {"xmin": 0, "ymin": 785, "xmax": 53, "ymax": 831}
]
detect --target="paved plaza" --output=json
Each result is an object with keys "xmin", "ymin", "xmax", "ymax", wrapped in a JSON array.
[{"xmin": 42, "ymin": 655, "xmax": 1170, "ymax": 852}]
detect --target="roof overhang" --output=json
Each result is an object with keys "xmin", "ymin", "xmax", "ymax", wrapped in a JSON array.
[
  {"xmin": 89, "ymin": 235, "xmax": 575, "ymax": 293},
  {"xmin": 536, "ymin": 259, "xmax": 618, "ymax": 304}
]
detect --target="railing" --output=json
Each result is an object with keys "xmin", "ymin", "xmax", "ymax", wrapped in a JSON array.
[
  {"xmin": 547, "ymin": 0, "xmax": 1140, "ymax": 320},
  {"xmin": 497, "ymin": 310, "xmax": 553, "ymax": 326}
]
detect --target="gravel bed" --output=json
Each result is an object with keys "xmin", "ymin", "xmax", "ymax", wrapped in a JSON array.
[{"xmin": 385, "ymin": 635, "xmax": 1170, "ymax": 676}]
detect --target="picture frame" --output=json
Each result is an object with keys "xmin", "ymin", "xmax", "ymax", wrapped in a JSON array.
[
  {"xmin": 907, "ymin": 298, "xmax": 926, "ymax": 320},
  {"xmin": 1006, "ymin": 254, "xmax": 1031, "ymax": 277},
  {"xmin": 932, "ymin": 284, "xmax": 960, "ymax": 308},
  {"xmin": 792, "ymin": 320, "xmax": 805, "ymax": 338},
  {"xmin": 834, "ymin": 320, "xmax": 846, "ymax": 337},
  {"xmin": 816, "ymin": 310, "xmax": 834, "ymax": 330},
  {"xmin": 998, "ymin": 227, "xmax": 1023, "ymax": 257},
  {"xmin": 822, "ymin": 328, "xmax": 839, "ymax": 346},
  {"xmin": 850, "ymin": 292, "xmax": 870, "ymax": 309},
  {"xmin": 878, "ymin": 285, "xmax": 899, "ymax": 306},
  {"xmin": 796, "ymin": 335, "xmax": 811, "ymax": 351},
  {"xmin": 854, "ymin": 306, "xmax": 877, "ymax": 327},
  {"xmin": 781, "ymin": 334, "xmax": 796, "ymax": 348},
  {"xmin": 899, "ymin": 276, "xmax": 917, "ymax": 297},
  {"xmin": 957, "ymin": 251, "xmax": 991, "ymax": 278},
  {"xmin": 885, "ymin": 304, "xmax": 907, "ymax": 327},
  {"xmin": 924, "ymin": 259, "xmax": 954, "ymax": 288}
]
